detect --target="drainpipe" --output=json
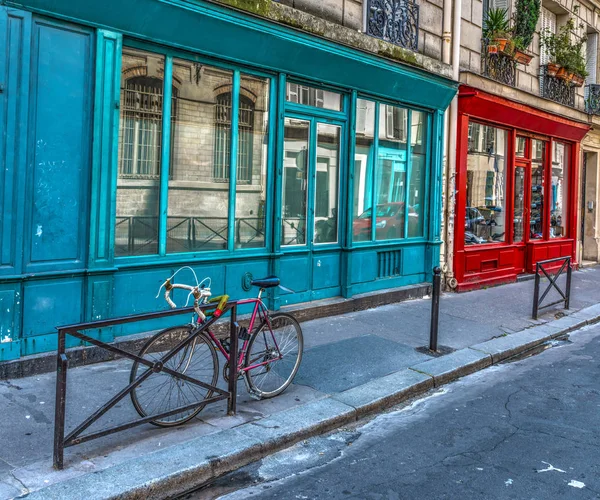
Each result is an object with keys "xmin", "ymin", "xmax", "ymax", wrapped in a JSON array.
[{"xmin": 442, "ymin": 0, "xmax": 462, "ymax": 290}]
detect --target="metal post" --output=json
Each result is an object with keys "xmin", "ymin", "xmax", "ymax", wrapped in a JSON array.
[
  {"xmin": 227, "ymin": 305, "xmax": 238, "ymax": 416},
  {"xmin": 53, "ymin": 330, "xmax": 68, "ymax": 470},
  {"xmin": 429, "ymin": 267, "xmax": 442, "ymax": 352},
  {"xmin": 565, "ymin": 256, "xmax": 572, "ymax": 310},
  {"xmin": 532, "ymin": 263, "xmax": 541, "ymax": 320}
]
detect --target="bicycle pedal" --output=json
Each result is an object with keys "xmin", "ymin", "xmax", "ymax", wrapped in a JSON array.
[
  {"xmin": 238, "ymin": 327, "xmax": 250, "ymax": 340},
  {"xmin": 248, "ymin": 391, "xmax": 262, "ymax": 401}
]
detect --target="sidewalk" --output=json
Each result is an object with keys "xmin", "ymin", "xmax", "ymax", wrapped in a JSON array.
[{"xmin": 2, "ymin": 266, "xmax": 600, "ymax": 499}]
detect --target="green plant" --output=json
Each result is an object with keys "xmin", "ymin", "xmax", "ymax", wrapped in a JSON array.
[
  {"xmin": 483, "ymin": 8, "xmax": 510, "ymax": 40},
  {"xmin": 540, "ymin": 17, "xmax": 588, "ymax": 77},
  {"xmin": 513, "ymin": 0, "xmax": 540, "ymax": 48}
]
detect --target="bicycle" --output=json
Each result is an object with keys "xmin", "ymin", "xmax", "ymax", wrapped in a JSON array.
[{"xmin": 129, "ymin": 274, "xmax": 303, "ymax": 427}]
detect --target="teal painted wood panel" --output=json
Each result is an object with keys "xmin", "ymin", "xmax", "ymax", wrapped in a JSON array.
[
  {"xmin": 89, "ymin": 30, "xmax": 122, "ymax": 267},
  {"xmin": 351, "ymin": 251, "xmax": 378, "ymax": 284},
  {"xmin": 279, "ymin": 256, "xmax": 310, "ymax": 294},
  {"xmin": 24, "ymin": 18, "xmax": 93, "ymax": 272},
  {"xmin": 312, "ymin": 253, "xmax": 341, "ymax": 290},
  {"xmin": 12, "ymin": 0, "xmax": 457, "ymax": 111},
  {"xmin": 22, "ymin": 278, "xmax": 84, "ymax": 337},
  {"xmin": 0, "ymin": 283, "xmax": 22, "ymax": 360},
  {"xmin": 0, "ymin": 7, "xmax": 30, "ymax": 276}
]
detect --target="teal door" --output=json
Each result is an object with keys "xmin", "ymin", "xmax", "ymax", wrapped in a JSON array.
[{"xmin": 279, "ymin": 115, "xmax": 344, "ymax": 304}]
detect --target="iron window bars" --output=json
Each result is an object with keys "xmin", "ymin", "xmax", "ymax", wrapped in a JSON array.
[
  {"xmin": 367, "ymin": 0, "xmax": 419, "ymax": 51},
  {"xmin": 481, "ymin": 40, "xmax": 517, "ymax": 87},
  {"xmin": 540, "ymin": 65, "xmax": 575, "ymax": 108},
  {"xmin": 586, "ymin": 83, "xmax": 600, "ymax": 115}
]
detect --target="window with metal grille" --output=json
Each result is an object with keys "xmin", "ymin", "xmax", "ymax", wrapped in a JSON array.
[
  {"xmin": 119, "ymin": 76, "xmax": 176, "ymax": 178},
  {"xmin": 213, "ymin": 93, "xmax": 254, "ymax": 183}
]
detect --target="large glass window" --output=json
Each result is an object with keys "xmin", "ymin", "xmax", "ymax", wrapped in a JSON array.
[
  {"xmin": 286, "ymin": 82, "xmax": 342, "ymax": 111},
  {"xmin": 282, "ymin": 118, "xmax": 309, "ymax": 246},
  {"xmin": 530, "ymin": 140, "xmax": 545, "ymax": 240},
  {"xmin": 116, "ymin": 48, "xmax": 166, "ymax": 257},
  {"xmin": 551, "ymin": 142, "xmax": 568, "ymax": 238},
  {"xmin": 513, "ymin": 167, "xmax": 525, "ymax": 243},
  {"xmin": 465, "ymin": 123, "xmax": 507, "ymax": 245},
  {"xmin": 352, "ymin": 99, "xmax": 430, "ymax": 243},
  {"xmin": 314, "ymin": 124, "xmax": 341, "ymax": 244},
  {"xmin": 115, "ymin": 48, "xmax": 271, "ymax": 257}
]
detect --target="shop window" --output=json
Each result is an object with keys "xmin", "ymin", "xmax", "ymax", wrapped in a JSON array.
[
  {"xmin": 315, "ymin": 124, "xmax": 341, "ymax": 244},
  {"xmin": 551, "ymin": 142, "xmax": 568, "ymax": 238},
  {"xmin": 513, "ymin": 167, "xmax": 526, "ymax": 242},
  {"xmin": 515, "ymin": 136, "xmax": 526, "ymax": 157},
  {"xmin": 286, "ymin": 82, "xmax": 342, "ymax": 111},
  {"xmin": 352, "ymin": 99, "xmax": 429, "ymax": 243},
  {"xmin": 115, "ymin": 49, "xmax": 271, "ymax": 257},
  {"xmin": 530, "ymin": 139, "xmax": 545, "ymax": 240},
  {"xmin": 213, "ymin": 93, "xmax": 255, "ymax": 184},
  {"xmin": 465, "ymin": 122, "xmax": 507, "ymax": 245}
]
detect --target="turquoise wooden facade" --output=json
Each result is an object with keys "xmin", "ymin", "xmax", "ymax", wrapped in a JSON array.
[{"xmin": 0, "ymin": 0, "xmax": 457, "ymax": 361}]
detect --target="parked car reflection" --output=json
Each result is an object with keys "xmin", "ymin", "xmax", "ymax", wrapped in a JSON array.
[{"xmin": 353, "ymin": 202, "xmax": 418, "ymax": 240}]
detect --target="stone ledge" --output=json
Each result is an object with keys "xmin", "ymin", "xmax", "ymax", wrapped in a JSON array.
[
  {"xmin": 409, "ymin": 348, "xmax": 492, "ymax": 386},
  {"xmin": 210, "ymin": 0, "xmax": 454, "ymax": 79}
]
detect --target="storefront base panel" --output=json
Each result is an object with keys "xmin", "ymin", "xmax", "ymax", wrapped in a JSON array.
[{"xmin": 526, "ymin": 240, "xmax": 576, "ymax": 273}]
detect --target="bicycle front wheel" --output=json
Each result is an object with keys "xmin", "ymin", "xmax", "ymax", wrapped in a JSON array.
[
  {"xmin": 244, "ymin": 313, "xmax": 303, "ymax": 398},
  {"xmin": 130, "ymin": 326, "xmax": 219, "ymax": 427}
]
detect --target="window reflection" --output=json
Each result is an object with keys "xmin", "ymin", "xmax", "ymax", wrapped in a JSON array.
[
  {"xmin": 530, "ymin": 140, "xmax": 545, "ymax": 240},
  {"xmin": 116, "ymin": 48, "xmax": 166, "ymax": 256},
  {"xmin": 513, "ymin": 167, "xmax": 525, "ymax": 243},
  {"xmin": 314, "ymin": 124, "xmax": 340, "ymax": 244},
  {"xmin": 282, "ymin": 119, "xmax": 309, "ymax": 245},
  {"xmin": 408, "ymin": 111, "xmax": 427, "ymax": 237},
  {"xmin": 551, "ymin": 142, "xmax": 568, "ymax": 238},
  {"xmin": 465, "ymin": 122, "xmax": 507, "ymax": 245},
  {"xmin": 353, "ymin": 99, "xmax": 376, "ymax": 242},
  {"xmin": 286, "ymin": 82, "xmax": 342, "ymax": 111}
]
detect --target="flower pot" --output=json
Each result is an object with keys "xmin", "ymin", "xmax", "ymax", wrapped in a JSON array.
[
  {"xmin": 546, "ymin": 62, "xmax": 560, "ymax": 77},
  {"xmin": 487, "ymin": 44, "xmax": 499, "ymax": 54},
  {"xmin": 556, "ymin": 67, "xmax": 569, "ymax": 80},
  {"xmin": 494, "ymin": 38, "xmax": 508, "ymax": 51},
  {"xmin": 514, "ymin": 50, "xmax": 533, "ymax": 65},
  {"xmin": 572, "ymin": 74, "xmax": 585, "ymax": 87}
]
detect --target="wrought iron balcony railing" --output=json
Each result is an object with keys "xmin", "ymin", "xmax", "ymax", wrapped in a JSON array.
[
  {"xmin": 481, "ymin": 41, "xmax": 516, "ymax": 87},
  {"xmin": 539, "ymin": 65, "xmax": 575, "ymax": 108},
  {"xmin": 586, "ymin": 84, "xmax": 600, "ymax": 115},
  {"xmin": 366, "ymin": 0, "xmax": 419, "ymax": 51}
]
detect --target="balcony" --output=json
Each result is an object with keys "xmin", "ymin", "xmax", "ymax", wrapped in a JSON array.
[
  {"xmin": 366, "ymin": 0, "xmax": 419, "ymax": 51},
  {"xmin": 539, "ymin": 66, "xmax": 575, "ymax": 108},
  {"xmin": 586, "ymin": 84, "xmax": 600, "ymax": 115},
  {"xmin": 481, "ymin": 41, "xmax": 516, "ymax": 87}
]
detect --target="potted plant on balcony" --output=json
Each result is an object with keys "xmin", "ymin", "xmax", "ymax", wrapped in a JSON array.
[
  {"xmin": 511, "ymin": 0, "xmax": 540, "ymax": 65},
  {"xmin": 541, "ymin": 16, "xmax": 588, "ymax": 85},
  {"xmin": 483, "ymin": 8, "xmax": 511, "ymax": 52}
]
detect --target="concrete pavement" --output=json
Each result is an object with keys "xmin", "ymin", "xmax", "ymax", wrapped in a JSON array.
[{"xmin": 1, "ymin": 267, "xmax": 600, "ymax": 499}]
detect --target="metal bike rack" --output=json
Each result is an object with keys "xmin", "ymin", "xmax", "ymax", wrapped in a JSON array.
[
  {"xmin": 53, "ymin": 302, "xmax": 240, "ymax": 470},
  {"xmin": 532, "ymin": 256, "xmax": 572, "ymax": 320}
]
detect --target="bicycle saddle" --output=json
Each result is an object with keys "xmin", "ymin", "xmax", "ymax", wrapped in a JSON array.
[{"xmin": 250, "ymin": 276, "xmax": 281, "ymax": 288}]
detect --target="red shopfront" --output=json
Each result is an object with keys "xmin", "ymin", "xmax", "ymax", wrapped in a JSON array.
[{"xmin": 454, "ymin": 86, "xmax": 590, "ymax": 291}]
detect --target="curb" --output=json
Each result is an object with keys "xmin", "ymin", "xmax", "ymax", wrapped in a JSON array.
[{"xmin": 21, "ymin": 304, "xmax": 600, "ymax": 500}]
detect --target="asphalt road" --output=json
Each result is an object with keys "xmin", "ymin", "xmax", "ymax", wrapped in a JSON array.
[{"xmin": 186, "ymin": 323, "xmax": 600, "ymax": 500}]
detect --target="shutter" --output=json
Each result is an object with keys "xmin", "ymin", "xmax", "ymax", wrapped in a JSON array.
[
  {"xmin": 586, "ymin": 33, "xmax": 597, "ymax": 85},
  {"xmin": 491, "ymin": 0, "xmax": 508, "ymax": 11},
  {"xmin": 539, "ymin": 7, "xmax": 556, "ymax": 66}
]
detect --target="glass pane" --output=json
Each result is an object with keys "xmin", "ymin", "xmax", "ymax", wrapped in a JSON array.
[
  {"xmin": 315, "ymin": 124, "xmax": 340, "ymax": 244},
  {"xmin": 530, "ymin": 140, "xmax": 545, "ymax": 240},
  {"xmin": 235, "ymin": 74, "xmax": 270, "ymax": 249},
  {"xmin": 167, "ymin": 60, "xmax": 232, "ymax": 252},
  {"xmin": 465, "ymin": 122, "xmax": 507, "ymax": 245},
  {"xmin": 551, "ymin": 142, "xmax": 568, "ymax": 238},
  {"xmin": 513, "ymin": 167, "xmax": 525, "ymax": 243},
  {"xmin": 352, "ymin": 99, "xmax": 376, "ymax": 242},
  {"xmin": 116, "ymin": 48, "xmax": 165, "ymax": 257},
  {"xmin": 282, "ymin": 118, "xmax": 309, "ymax": 246},
  {"xmin": 376, "ymin": 103, "xmax": 408, "ymax": 241},
  {"xmin": 515, "ymin": 136, "xmax": 526, "ymax": 157},
  {"xmin": 285, "ymin": 82, "xmax": 342, "ymax": 111},
  {"xmin": 408, "ymin": 111, "xmax": 427, "ymax": 237}
]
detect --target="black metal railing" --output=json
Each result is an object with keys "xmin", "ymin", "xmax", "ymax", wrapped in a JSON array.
[
  {"xmin": 366, "ymin": 0, "xmax": 419, "ymax": 51},
  {"xmin": 54, "ymin": 302, "xmax": 240, "ymax": 469},
  {"xmin": 481, "ymin": 40, "xmax": 516, "ymax": 87},
  {"xmin": 540, "ymin": 66, "xmax": 575, "ymax": 108},
  {"xmin": 532, "ymin": 256, "xmax": 572, "ymax": 320},
  {"xmin": 586, "ymin": 83, "xmax": 600, "ymax": 115}
]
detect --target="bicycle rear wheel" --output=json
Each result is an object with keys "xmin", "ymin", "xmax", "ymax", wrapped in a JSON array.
[
  {"xmin": 130, "ymin": 326, "xmax": 219, "ymax": 427},
  {"xmin": 244, "ymin": 313, "xmax": 303, "ymax": 398}
]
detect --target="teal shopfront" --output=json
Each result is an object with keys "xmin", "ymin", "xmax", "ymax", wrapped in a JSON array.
[{"xmin": 0, "ymin": 0, "xmax": 456, "ymax": 361}]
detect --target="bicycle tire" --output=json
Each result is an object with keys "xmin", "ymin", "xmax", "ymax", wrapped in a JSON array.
[
  {"xmin": 244, "ymin": 312, "xmax": 303, "ymax": 398},
  {"xmin": 130, "ymin": 325, "xmax": 219, "ymax": 427}
]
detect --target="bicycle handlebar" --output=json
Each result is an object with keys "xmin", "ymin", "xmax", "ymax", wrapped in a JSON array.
[{"xmin": 162, "ymin": 279, "xmax": 229, "ymax": 321}]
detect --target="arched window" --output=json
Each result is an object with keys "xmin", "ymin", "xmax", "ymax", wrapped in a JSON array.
[
  {"xmin": 119, "ymin": 76, "xmax": 177, "ymax": 178},
  {"xmin": 214, "ymin": 93, "xmax": 254, "ymax": 183}
]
